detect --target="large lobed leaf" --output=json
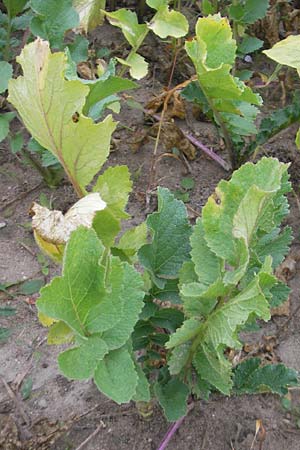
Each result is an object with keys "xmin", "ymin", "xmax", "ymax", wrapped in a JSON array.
[
  {"xmin": 37, "ymin": 227, "xmax": 146, "ymax": 404},
  {"xmin": 8, "ymin": 39, "xmax": 116, "ymax": 197}
]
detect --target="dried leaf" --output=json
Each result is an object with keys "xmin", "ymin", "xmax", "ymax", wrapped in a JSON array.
[
  {"xmin": 31, "ymin": 193, "xmax": 106, "ymax": 245},
  {"xmin": 149, "ymin": 122, "xmax": 196, "ymax": 160}
]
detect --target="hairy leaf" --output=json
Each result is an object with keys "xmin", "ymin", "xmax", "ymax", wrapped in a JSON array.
[
  {"xmin": 58, "ymin": 335, "xmax": 108, "ymax": 379},
  {"xmin": 139, "ymin": 187, "xmax": 191, "ymax": 288},
  {"xmin": 100, "ymin": 263, "xmax": 144, "ymax": 350},
  {"xmin": 190, "ymin": 219, "xmax": 222, "ymax": 286},
  {"xmin": 154, "ymin": 377, "xmax": 189, "ymax": 421},
  {"xmin": 233, "ymin": 358, "xmax": 299, "ymax": 395},
  {"xmin": 37, "ymin": 227, "xmax": 106, "ymax": 337},
  {"xmin": 193, "ymin": 344, "xmax": 232, "ymax": 394},
  {"xmin": 94, "ymin": 346, "xmax": 138, "ymax": 404},
  {"xmin": 202, "ymin": 158, "xmax": 288, "ymax": 265}
]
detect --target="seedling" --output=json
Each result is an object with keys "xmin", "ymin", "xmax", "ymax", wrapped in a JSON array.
[{"xmin": 174, "ymin": 176, "xmax": 195, "ymax": 203}]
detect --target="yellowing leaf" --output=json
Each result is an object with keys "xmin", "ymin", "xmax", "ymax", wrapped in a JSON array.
[
  {"xmin": 8, "ymin": 39, "xmax": 117, "ymax": 197},
  {"xmin": 31, "ymin": 193, "xmax": 106, "ymax": 260},
  {"xmin": 264, "ymin": 35, "xmax": 300, "ymax": 77},
  {"xmin": 38, "ymin": 311, "xmax": 56, "ymax": 327},
  {"xmin": 116, "ymin": 54, "xmax": 148, "ymax": 80},
  {"xmin": 148, "ymin": 6, "xmax": 189, "ymax": 39},
  {"xmin": 73, "ymin": 0, "xmax": 106, "ymax": 32}
]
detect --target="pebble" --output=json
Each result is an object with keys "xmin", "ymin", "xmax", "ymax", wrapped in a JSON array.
[
  {"xmin": 0, "ymin": 222, "xmax": 6, "ymax": 229},
  {"xmin": 38, "ymin": 398, "xmax": 47, "ymax": 409}
]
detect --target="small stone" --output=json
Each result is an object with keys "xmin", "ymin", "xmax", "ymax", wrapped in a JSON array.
[
  {"xmin": 38, "ymin": 398, "xmax": 47, "ymax": 409},
  {"xmin": 0, "ymin": 222, "xmax": 6, "ymax": 229}
]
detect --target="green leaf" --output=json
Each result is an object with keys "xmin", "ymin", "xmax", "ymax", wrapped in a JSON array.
[
  {"xmin": 9, "ymin": 132, "xmax": 23, "ymax": 153},
  {"xmin": 270, "ymin": 282, "xmax": 290, "ymax": 308},
  {"xmin": 133, "ymin": 364, "xmax": 150, "ymax": 402},
  {"xmin": 20, "ymin": 377, "xmax": 33, "ymax": 400},
  {"xmin": 0, "ymin": 306, "xmax": 16, "ymax": 316},
  {"xmin": 84, "ymin": 76, "xmax": 137, "ymax": 117},
  {"xmin": 154, "ymin": 377, "xmax": 189, "ymax": 421},
  {"xmin": 238, "ymin": 35, "xmax": 263, "ymax": 55},
  {"xmin": 168, "ymin": 342, "xmax": 191, "ymax": 375},
  {"xmin": 47, "ymin": 321, "xmax": 74, "ymax": 345},
  {"xmin": 193, "ymin": 344, "xmax": 232, "ymax": 394},
  {"xmin": 19, "ymin": 278, "xmax": 44, "ymax": 295},
  {"xmin": 229, "ymin": 0, "xmax": 269, "ymax": 25},
  {"xmin": 241, "ymin": 0, "xmax": 269, "ymax": 24},
  {"xmin": 148, "ymin": 5, "xmax": 189, "ymax": 39},
  {"xmin": 146, "ymin": 0, "xmax": 168, "ymax": 8},
  {"xmin": 264, "ymin": 35, "xmax": 300, "ymax": 76},
  {"xmin": 185, "ymin": 15, "xmax": 261, "ymax": 147},
  {"xmin": 202, "ymin": 273, "xmax": 271, "ymax": 350},
  {"xmin": 100, "ymin": 263, "xmax": 144, "ymax": 350},
  {"xmin": 190, "ymin": 220, "xmax": 222, "ymax": 286},
  {"xmin": 114, "ymin": 223, "xmax": 147, "ymax": 262},
  {"xmin": 201, "ymin": 0, "xmax": 217, "ymax": 15},
  {"xmin": 150, "ymin": 278, "xmax": 181, "ymax": 304},
  {"xmin": 166, "ymin": 318, "xmax": 201, "ymax": 349},
  {"xmin": 3, "ymin": 0, "xmax": 27, "ymax": 17},
  {"xmin": 0, "ymin": 112, "xmax": 14, "ymax": 142},
  {"xmin": 9, "ymin": 40, "xmax": 117, "ymax": 195},
  {"xmin": 0, "ymin": 61, "xmax": 12, "ymax": 93},
  {"xmin": 139, "ymin": 187, "xmax": 191, "ymax": 288},
  {"xmin": 255, "ymin": 227, "xmax": 292, "ymax": 269},
  {"xmin": 202, "ymin": 158, "xmax": 288, "ymax": 265},
  {"xmin": 67, "ymin": 35, "xmax": 89, "ymax": 63},
  {"xmin": 94, "ymin": 346, "xmax": 138, "ymax": 404},
  {"xmin": 181, "ymin": 177, "xmax": 194, "ymax": 190},
  {"xmin": 37, "ymin": 227, "xmax": 106, "ymax": 337},
  {"xmin": 58, "ymin": 335, "xmax": 108, "ymax": 379},
  {"xmin": 0, "ymin": 327, "xmax": 11, "ymax": 342},
  {"xmin": 105, "ymin": 9, "xmax": 148, "ymax": 48},
  {"xmin": 233, "ymin": 358, "xmax": 299, "ymax": 395},
  {"xmin": 93, "ymin": 166, "xmax": 132, "ymax": 247},
  {"xmin": 30, "ymin": 0, "xmax": 79, "ymax": 49},
  {"xmin": 73, "ymin": 0, "xmax": 106, "ymax": 32},
  {"xmin": 117, "ymin": 53, "xmax": 149, "ymax": 80}
]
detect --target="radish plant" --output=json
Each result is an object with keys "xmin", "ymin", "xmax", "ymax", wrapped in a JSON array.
[{"xmin": 34, "ymin": 157, "xmax": 298, "ymax": 420}]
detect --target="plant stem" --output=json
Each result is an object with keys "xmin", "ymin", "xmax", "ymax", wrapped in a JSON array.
[
  {"xmin": 201, "ymin": 85, "xmax": 237, "ymax": 169},
  {"xmin": 20, "ymin": 149, "xmax": 59, "ymax": 188},
  {"xmin": 184, "ymin": 132, "xmax": 231, "ymax": 171},
  {"xmin": 156, "ymin": 404, "xmax": 193, "ymax": 450},
  {"xmin": 157, "ymin": 420, "xmax": 185, "ymax": 450}
]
